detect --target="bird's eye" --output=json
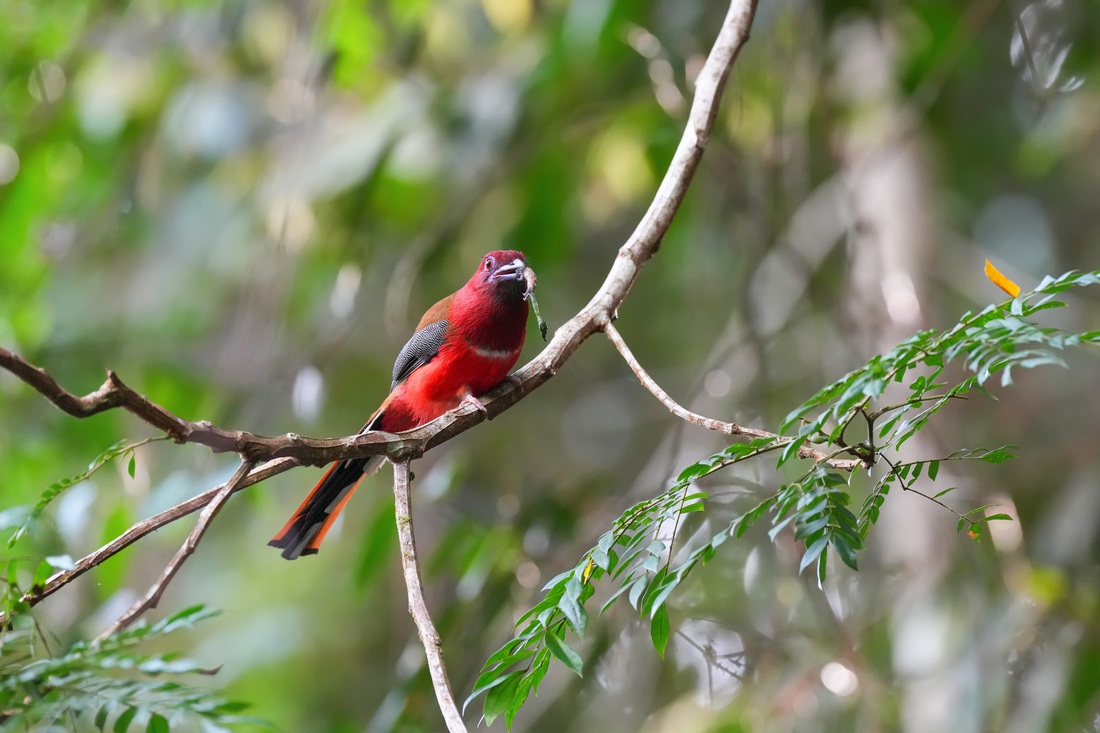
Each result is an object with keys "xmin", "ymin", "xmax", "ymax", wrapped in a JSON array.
[{"xmin": 484, "ymin": 257, "xmax": 494, "ymax": 271}]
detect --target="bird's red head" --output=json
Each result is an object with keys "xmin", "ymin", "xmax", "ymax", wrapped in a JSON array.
[{"xmin": 470, "ymin": 249, "xmax": 529, "ymax": 303}]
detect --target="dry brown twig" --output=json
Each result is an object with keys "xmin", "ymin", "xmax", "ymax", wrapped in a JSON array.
[
  {"xmin": 392, "ymin": 459, "xmax": 466, "ymax": 733},
  {"xmin": 95, "ymin": 459, "xmax": 257, "ymax": 640},
  {"xmin": 603, "ymin": 323, "xmax": 864, "ymax": 471},
  {"xmin": 0, "ymin": 0, "xmax": 796, "ymax": 727},
  {"xmin": 16, "ymin": 458, "xmax": 296, "ymax": 611}
]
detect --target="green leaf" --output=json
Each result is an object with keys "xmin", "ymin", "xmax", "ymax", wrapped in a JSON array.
[
  {"xmin": 676, "ymin": 461, "xmax": 710, "ymax": 483},
  {"xmin": 32, "ymin": 559, "xmax": 52, "ymax": 588},
  {"xmin": 627, "ymin": 575, "xmax": 649, "ymax": 610},
  {"xmin": 831, "ymin": 534, "xmax": 860, "ymax": 571},
  {"xmin": 517, "ymin": 584, "xmax": 565, "ymax": 626},
  {"xmin": 599, "ymin": 575, "xmax": 640, "ymax": 615},
  {"xmin": 768, "ymin": 512, "xmax": 797, "ymax": 541},
  {"xmin": 9, "ymin": 437, "xmax": 165, "ymax": 549},
  {"xmin": 643, "ymin": 573, "xmax": 681, "ymax": 617},
  {"xmin": 114, "ymin": 707, "xmax": 138, "ymax": 733},
  {"xmin": 978, "ymin": 447, "xmax": 1017, "ymax": 464},
  {"xmin": 544, "ymin": 632, "xmax": 583, "ymax": 677},
  {"xmin": 558, "ymin": 579, "xmax": 588, "ymax": 637},
  {"xmin": 482, "ymin": 671, "xmax": 523, "ymax": 727},
  {"xmin": 862, "ymin": 377, "xmax": 886, "ymax": 398},
  {"xmin": 146, "ymin": 713, "xmax": 169, "ymax": 733},
  {"xmin": 529, "ymin": 648, "xmax": 551, "ymax": 694},
  {"xmin": 540, "ymin": 569, "xmax": 572, "ymax": 592},
  {"xmin": 157, "ymin": 605, "xmax": 220, "ymax": 634},
  {"xmin": 128, "ymin": 454, "xmax": 137, "ymax": 479},
  {"xmin": 816, "ymin": 546, "xmax": 829, "ymax": 588},
  {"xmin": 506, "ymin": 671, "xmax": 537, "ymax": 730},
  {"xmin": 464, "ymin": 652, "xmax": 533, "ymax": 713},
  {"xmin": 778, "ymin": 436, "xmax": 807, "ymax": 466},
  {"xmin": 795, "ymin": 515, "xmax": 830, "ymax": 539},
  {"xmin": 799, "ymin": 536, "xmax": 828, "ymax": 574},
  {"xmin": 650, "ymin": 606, "xmax": 670, "ymax": 659},
  {"xmin": 590, "ymin": 547, "xmax": 611, "ymax": 570},
  {"xmin": 895, "ymin": 428, "xmax": 917, "ymax": 450}
]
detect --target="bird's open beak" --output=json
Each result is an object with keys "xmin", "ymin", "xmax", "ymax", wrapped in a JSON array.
[{"xmin": 490, "ymin": 258, "xmax": 526, "ymax": 282}]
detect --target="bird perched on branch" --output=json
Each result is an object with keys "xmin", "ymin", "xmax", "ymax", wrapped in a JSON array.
[{"xmin": 269, "ymin": 250, "xmax": 536, "ymax": 560}]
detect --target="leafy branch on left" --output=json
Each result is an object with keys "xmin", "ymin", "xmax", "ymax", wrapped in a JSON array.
[{"xmin": 1, "ymin": 2, "xmax": 761, "ymax": 731}]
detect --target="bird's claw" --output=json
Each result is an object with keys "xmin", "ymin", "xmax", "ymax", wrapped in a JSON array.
[{"xmin": 461, "ymin": 392, "xmax": 490, "ymax": 417}]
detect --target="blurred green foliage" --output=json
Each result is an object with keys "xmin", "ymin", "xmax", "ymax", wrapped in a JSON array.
[
  {"xmin": 1, "ymin": 605, "xmax": 258, "ymax": 731},
  {"xmin": 3, "ymin": 0, "xmax": 1100, "ymax": 731}
]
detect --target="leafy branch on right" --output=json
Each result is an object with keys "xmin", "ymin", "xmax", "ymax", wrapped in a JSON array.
[{"xmin": 467, "ymin": 268, "xmax": 1100, "ymax": 728}]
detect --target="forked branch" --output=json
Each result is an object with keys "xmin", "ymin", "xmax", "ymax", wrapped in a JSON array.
[
  {"xmin": 2, "ymin": 0, "xmax": 761, "ymax": 723},
  {"xmin": 97, "ymin": 460, "xmax": 257, "ymax": 638}
]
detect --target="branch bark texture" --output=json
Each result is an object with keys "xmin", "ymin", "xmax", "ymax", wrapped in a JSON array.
[
  {"xmin": 392, "ymin": 460, "xmax": 467, "ymax": 732},
  {"xmin": 96, "ymin": 460, "xmax": 257, "ymax": 639}
]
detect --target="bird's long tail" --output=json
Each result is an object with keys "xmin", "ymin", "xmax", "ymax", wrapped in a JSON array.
[
  {"xmin": 267, "ymin": 455, "xmax": 386, "ymax": 560},
  {"xmin": 269, "ymin": 411, "xmax": 388, "ymax": 560}
]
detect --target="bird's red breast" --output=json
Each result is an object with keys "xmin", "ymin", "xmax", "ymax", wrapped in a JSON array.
[
  {"xmin": 372, "ymin": 249, "xmax": 530, "ymax": 431},
  {"xmin": 270, "ymin": 250, "xmax": 534, "ymax": 559}
]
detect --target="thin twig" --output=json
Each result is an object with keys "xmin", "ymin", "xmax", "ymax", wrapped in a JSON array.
[
  {"xmin": 392, "ymin": 459, "xmax": 466, "ymax": 733},
  {"xmin": 604, "ymin": 323, "xmax": 757, "ymax": 436},
  {"xmin": 866, "ymin": 393, "xmax": 968, "ymax": 421},
  {"xmin": 96, "ymin": 460, "xmax": 257, "ymax": 640},
  {"xmin": 6, "ymin": 458, "xmax": 295, "ymax": 622},
  {"xmin": 604, "ymin": 322, "xmax": 862, "ymax": 469},
  {"xmin": 880, "ymin": 454, "xmax": 976, "ymax": 528}
]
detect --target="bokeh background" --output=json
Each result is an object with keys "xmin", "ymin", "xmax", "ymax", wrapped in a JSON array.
[{"xmin": 3, "ymin": 0, "xmax": 1100, "ymax": 730}]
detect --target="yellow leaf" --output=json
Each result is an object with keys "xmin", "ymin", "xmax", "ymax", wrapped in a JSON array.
[
  {"xmin": 985, "ymin": 259, "xmax": 1021, "ymax": 298},
  {"xmin": 582, "ymin": 558, "xmax": 595, "ymax": 585}
]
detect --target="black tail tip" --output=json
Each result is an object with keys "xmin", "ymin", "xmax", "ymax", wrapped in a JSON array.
[{"xmin": 268, "ymin": 537, "xmax": 320, "ymax": 561}]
